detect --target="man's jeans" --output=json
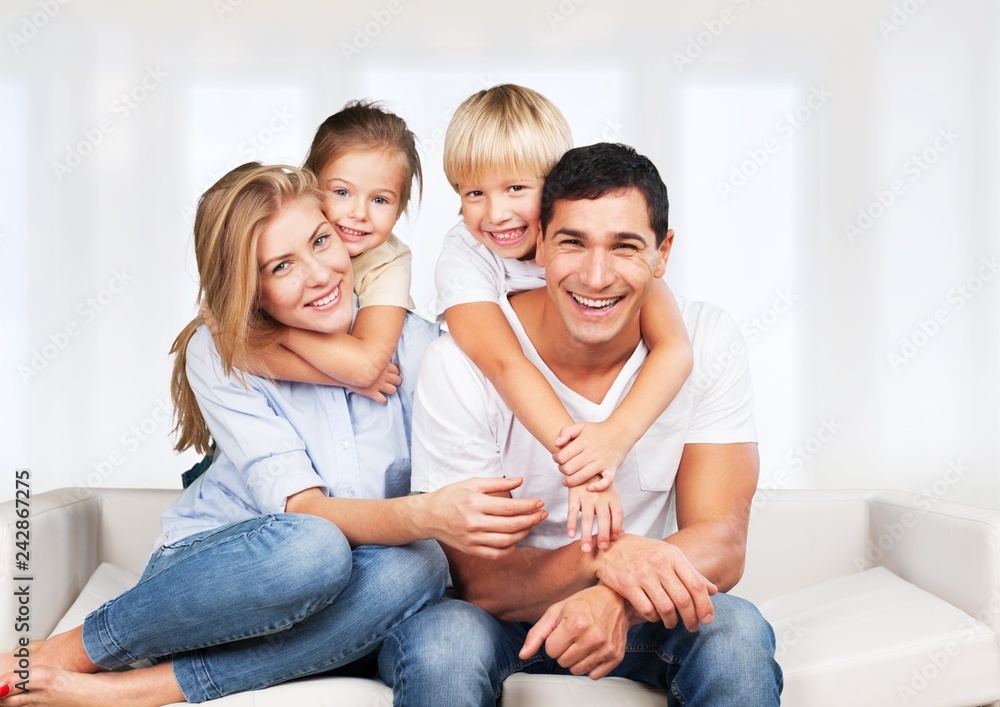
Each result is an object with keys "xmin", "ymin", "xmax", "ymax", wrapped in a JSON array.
[
  {"xmin": 82, "ymin": 513, "xmax": 447, "ymax": 703},
  {"xmin": 379, "ymin": 592, "xmax": 782, "ymax": 706}
]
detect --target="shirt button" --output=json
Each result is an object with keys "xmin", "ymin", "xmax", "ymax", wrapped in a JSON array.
[
  {"xmin": 341, "ymin": 440, "xmax": 349, "ymax": 450},
  {"xmin": 345, "ymin": 487, "xmax": 356, "ymax": 497}
]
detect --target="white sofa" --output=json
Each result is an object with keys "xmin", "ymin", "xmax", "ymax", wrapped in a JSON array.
[{"xmin": 2, "ymin": 486, "xmax": 999, "ymax": 706}]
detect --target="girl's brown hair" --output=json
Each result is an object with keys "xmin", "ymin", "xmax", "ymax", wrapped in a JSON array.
[{"xmin": 304, "ymin": 99, "xmax": 422, "ymax": 217}]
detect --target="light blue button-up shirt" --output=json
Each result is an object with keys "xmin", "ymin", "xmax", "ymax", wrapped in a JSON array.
[{"xmin": 157, "ymin": 312, "xmax": 439, "ymax": 548}]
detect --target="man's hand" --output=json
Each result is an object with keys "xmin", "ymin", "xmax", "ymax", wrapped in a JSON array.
[
  {"xmin": 345, "ymin": 362, "xmax": 401, "ymax": 404},
  {"xmin": 566, "ymin": 483, "xmax": 623, "ymax": 552},
  {"xmin": 592, "ymin": 534, "xmax": 717, "ymax": 631},
  {"xmin": 420, "ymin": 477, "xmax": 547, "ymax": 559},
  {"xmin": 553, "ymin": 420, "xmax": 629, "ymax": 490},
  {"xmin": 519, "ymin": 584, "xmax": 630, "ymax": 679}
]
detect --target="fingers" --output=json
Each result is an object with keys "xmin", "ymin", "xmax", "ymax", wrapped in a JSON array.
[
  {"xmin": 566, "ymin": 494, "xmax": 580, "ymax": 539},
  {"xmin": 672, "ymin": 562, "xmax": 716, "ymax": 627},
  {"xmin": 562, "ymin": 642, "xmax": 618, "ymax": 679},
  {"xmin": 595, "ymin": 502, "xmax": 611, "ymax": 550},
  {"xmin": 520, "ymin": 604, "xmax": 561, "ymax": 659},
  {"xmin": 475, "ymin": 508, "xmax": 548, "ymax": 535},
  {"xmin": 561, "ymin": 462, "xmax": 604, "ymax": 488},
  {"xmin": 616, "ymin": 585, "xmax": 660, "ymax": 625},
  {"xmin": 579, "ymin": 500, "xmax": 596, "ymax": 552},
  {"xmin": 462, "ymin": 529, "xmax": 536, "ymax": 558},
  {"xmin": 586, "ymin": 471, "xmax": 615, "ymax": 492},
  {"xmin": 554, "ymin": 422, "xmax": 585, "ymax": 449},
  {"xmin": 610, "ymin": 496, "xmax": 624, "ymax": 541},
  {"xmin": 477, "ymin": 495, "xmax": 545, "ymax": 520},
  {"xmin": 470, "ymin": 476, "xmax": 527, "ymax": 496}
]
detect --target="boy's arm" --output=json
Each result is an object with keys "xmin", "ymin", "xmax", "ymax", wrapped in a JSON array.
[
  {"xmin": 447, "ymin": 301, "xmax": 627, "ymax": 550},
  {"xmin": 280, "ymin": 305, "xmax": 407, "ymax": 389},
  {"xmin": 445, "ymin": 301, "xmax": 574, "ymax": 454},
  {"xmin": 554, "ymin": 281, "xmax": 693, "ymax": 487}
]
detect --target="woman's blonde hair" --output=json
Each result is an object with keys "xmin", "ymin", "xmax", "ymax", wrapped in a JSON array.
[
  {"xmin": 304, "ymin": 99, "xmax": 422, "ymax": 217},
  {"xmin": 443, "ymin": 84, "xmax": 573, "ymax": 191},
  {"xmin": 170, "ymin": 163, "xmax": 324, "ymax": 454}
]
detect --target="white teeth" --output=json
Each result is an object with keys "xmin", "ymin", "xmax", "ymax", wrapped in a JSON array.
[
  {"xmin": 308, "ymin": 288, "xmax": 339, "ymax": 307},
  {"xmin": 570, "ymin": 293, "xmax": 622, "ymax": 309},
  {"xmin": 339, "ymin": 225, "xmax": 368, "ymax": 237},
  {"xmin": 488, "ymin": 227, "xmax": 525, "ymax": 242}
]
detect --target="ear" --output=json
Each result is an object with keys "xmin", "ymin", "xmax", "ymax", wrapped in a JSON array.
[
  {"xmin": 534, "ymin": 227, "xmax": 548, "ymax": 267},
  {"xmin": 653, "ymin": 229, "xmax": 674, "ymax": 278}
]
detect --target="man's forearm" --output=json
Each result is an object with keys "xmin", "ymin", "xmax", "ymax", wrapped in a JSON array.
[
  {"xmin": 445, "ymin": 541, "xmax": 598, "ymax": 622},
  {"xmin": 665, "ymin": 519, "xmax": 748, "ymax": 592}
]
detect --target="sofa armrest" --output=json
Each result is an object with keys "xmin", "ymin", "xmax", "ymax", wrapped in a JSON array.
[
  {"xmin": 0, "ymin": 489, "xmax": 102, "ymax": 648},
  {"xmin": 734, "ymin": 489, "xmax": 871, "ymax": 604},
  {"xmin": 93, "ymin": 488, "xmax": 180, "ymax": 573},
  {"xmin": 867, "ymin": 490, "xmax": 1000, "ymax": 639}
]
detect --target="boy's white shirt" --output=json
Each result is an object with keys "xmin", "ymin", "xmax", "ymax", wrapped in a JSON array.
[
  {"xmin": 433, "ymin": 219, "xmax": 545, "ymax": 321},
  {"xmin": 411, "ymin": 294, "xmax": 757, "ymax": 549}
]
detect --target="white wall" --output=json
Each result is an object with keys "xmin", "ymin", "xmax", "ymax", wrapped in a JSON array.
[{"xmin": 1, "ymin": 0, "xmax": 997, "ymax": 510}]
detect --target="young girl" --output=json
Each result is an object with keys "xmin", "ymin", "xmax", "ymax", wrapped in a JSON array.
[
  {"xmin": 0, "ymin": 164, "xmax": 545, "ymax": 705},
  {"xmin": 227, "ymin": 100, "xmax": 422, "ymax": 398}
]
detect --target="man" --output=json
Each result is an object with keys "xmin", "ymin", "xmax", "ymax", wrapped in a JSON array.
[{"xmin": 379, "ymin": 143, "xmax": 782, "ymax": 706}]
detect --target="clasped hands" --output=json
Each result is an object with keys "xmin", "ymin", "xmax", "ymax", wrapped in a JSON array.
[{"xmin": 520, "ymin": 535, "xmax": 718, "ymax": 679}]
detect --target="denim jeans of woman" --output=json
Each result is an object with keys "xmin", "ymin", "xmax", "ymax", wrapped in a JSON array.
[{"xmin": 81, "ymin": 513, "xmax": 447, "ymax": 703}]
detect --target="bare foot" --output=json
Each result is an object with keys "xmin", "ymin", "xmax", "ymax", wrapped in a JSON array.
[
  {"xmin": 1, "ymin": 629, "xmax": 101, "ymax": 698},
  {"xmin": 0, "ymin": 664, "xmax": 183, "ymax": 706}
]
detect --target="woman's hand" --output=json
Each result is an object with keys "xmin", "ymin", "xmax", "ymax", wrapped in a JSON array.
[{"xmin": 417, "ymin": 477, "xmax": 548, "ymax": 559}]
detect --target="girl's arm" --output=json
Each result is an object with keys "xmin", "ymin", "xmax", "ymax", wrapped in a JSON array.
[
  {"xmin": 553, "ymin": 281, "xmax": 694, "ymax": 488},
  {"xmin": 201, "ymin": 304, "xmax": 402, "ymax": 402},
  {"xmin": 279, "ymin": 305, "xmax": 407, "ymax": 389}
]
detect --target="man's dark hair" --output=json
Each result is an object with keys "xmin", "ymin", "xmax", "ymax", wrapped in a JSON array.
[{"xmin": 540, "ymin": 142, "xmax": 670, "ymax": 245}]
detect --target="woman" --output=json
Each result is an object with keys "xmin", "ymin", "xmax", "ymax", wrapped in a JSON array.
[{"xmin": 0, "ymin": 164, "xmax": 546, "ymax": 706}]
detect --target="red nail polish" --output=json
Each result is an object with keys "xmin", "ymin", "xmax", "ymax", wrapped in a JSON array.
[{"xmin": 0, "ymin": 684, "xmax": 10, "ymax": 698}]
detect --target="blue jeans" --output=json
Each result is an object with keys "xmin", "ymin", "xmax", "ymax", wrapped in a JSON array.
[
  {"xmin": 81, "ymin": 513, "xmax": 447, "ymax": 703},
  {"xmin": 379, "ymin": 592, "xmax": 782, "ymax": 706}
]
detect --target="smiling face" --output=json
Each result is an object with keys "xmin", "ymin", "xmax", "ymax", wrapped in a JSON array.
[
  {"xmin": 536, "ymin": 188, "xmax": 672, "ymax": 348},
  {"xmin": 256, "ymin": 197, "xmax": 354, "ymax": 334},
  {"xmin": 317, "ymin": 149, "xmax": 407, "ymax": 257},
  {"xmin": 458, "ymin": 171, "xmax": 545, "ymax": 260}
]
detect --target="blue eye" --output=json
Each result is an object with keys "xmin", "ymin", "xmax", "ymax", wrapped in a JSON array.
[
  {"xmin": 332, "ymin": 188, "xmax": 349, "ymax": 198},
  {"xmin": 373, "ymin": 196, "xmax": 388, "ymax": 205},
  {"xmin": 272, "ymin": 262, "xmax": 289, "ymax": 274},
  {"xmin": 314, "ymin": 234, "xmax": 329, "ymax": 247}
]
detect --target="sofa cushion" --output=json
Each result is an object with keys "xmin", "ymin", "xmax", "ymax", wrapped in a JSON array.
[
  {"xmin": 498, "ymin": 673, "xmax": 667, "ymax": 706},
  {"xmin": 49, "ymin": 562, "xmax": 140, "ymax": 637},
  {"xmin": 759, "ymin": 567, "xmax": 1000, "ymax": 707},
  {"xmin": 161, "ymin": 676, "xmax": 391, "ymax": 705}
]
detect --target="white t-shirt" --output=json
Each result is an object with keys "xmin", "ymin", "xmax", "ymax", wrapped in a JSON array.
[
  {"xmin": 412, "ymin": 294, "xmax": 757, "ymax": 549},
  {"xmin": 433, "ymin": 219, "xmax": 545, "ymax": 321}
]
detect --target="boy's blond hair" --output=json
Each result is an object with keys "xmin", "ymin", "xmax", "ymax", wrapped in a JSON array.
[{"xmin": 443, "ymin": 84, "xmax": 572, "ymax": 191}]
